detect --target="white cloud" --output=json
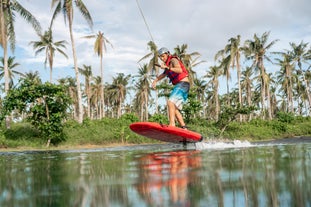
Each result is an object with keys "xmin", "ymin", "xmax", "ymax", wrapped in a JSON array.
[{"xmin": 2, "ymin": 0, "xmax": 310, "ymax": 84}]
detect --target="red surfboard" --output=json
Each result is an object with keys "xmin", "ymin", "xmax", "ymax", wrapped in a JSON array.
[{"xmin": 129, "ymin": 122, "xmax": 203, "ymax": 144}]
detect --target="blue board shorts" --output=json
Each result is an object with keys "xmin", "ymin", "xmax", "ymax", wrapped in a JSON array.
[{"xmin": 169, "ymin": 81, "xmax": 190, "ymax": 110}]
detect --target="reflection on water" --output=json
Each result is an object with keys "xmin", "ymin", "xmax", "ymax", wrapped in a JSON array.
[
  {"xmin": 0, "ymin": 142, "xmax": 311, "ymax": 207},
  {"xmin": 135, "ymin": 150, "xmax": 201, "ymax": 206}
]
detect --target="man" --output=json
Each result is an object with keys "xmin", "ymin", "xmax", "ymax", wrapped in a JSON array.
[{"xmin": 151, "ymin": 47, "xmax": 190, "ymax": 128}]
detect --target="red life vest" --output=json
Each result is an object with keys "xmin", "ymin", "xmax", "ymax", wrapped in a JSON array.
[{"xmin": 164, "ymin": 55, "xmax": 188, "ymax": 85}]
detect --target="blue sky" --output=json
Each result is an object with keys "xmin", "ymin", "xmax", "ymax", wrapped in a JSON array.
[{"xmin": 2, "ymin": 0, "xmax": 311, "ymax": 88}]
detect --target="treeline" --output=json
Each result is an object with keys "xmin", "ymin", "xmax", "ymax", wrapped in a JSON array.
[{"xmin": 1, "ymin": 2, "xmax": 311, "ymax": 147}]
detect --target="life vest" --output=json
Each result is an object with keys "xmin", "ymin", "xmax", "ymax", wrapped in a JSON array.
[{"xmin": 164, "ymin": 55, "xmax": 188, "ymax": 85}]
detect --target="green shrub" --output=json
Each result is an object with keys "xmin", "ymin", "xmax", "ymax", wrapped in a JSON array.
[
  {"xmin": 148, "ymin": 113, "xmax": 168, "ymax": 124},
  {"xmin": 276, "ymin": 112, "xmax": 294, "ymax": 123},
  {"xmin": 270, "ymin": 120, "xmax": 287, "ymax": 132},
  {"xmin": 120, "ymin": 113, "xmax": 139, "ymax": 123}
]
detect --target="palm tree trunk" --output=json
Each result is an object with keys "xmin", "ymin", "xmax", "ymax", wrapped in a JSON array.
[
  {"xmin": 303, "ymin": 76, "xmax": 311, "ymax": 116},
  {"xmin": 1, "ymin": 3, "xmax": 11, "ymax": 128},
  {"xmin": 144, "ymin": 92, "xmax": 148, "ymax": 121},
  {"xmin": 259, "ymin": 62, "xmax": 266, "ymax": 119},
  {"xmin": 247, "ymin": 86, "xmax": 252, "ymax": 121},
  {"xmin": 69, "ymin": 21, "xmax": 83, "ymax": 123},
  {"xmin": 286, "ymin": 66, "xmax": 294, "ymax": 113},
  {"xmin": 226, "ymin": 77, "xmax": 230, "ymax": 106},
  {"xmin": 100, "ymin": 55, "xmax": 105, "ymax": 118},
  {"xmin": 87, "ymin": 85, "xmax": 91, "ymax": 118},
  {"xmin": 236, "ymin": 60, "xmax": 242, "ymax": 122},
  {"xmin": 215, "ymin": 87, "xmax": 219, "ymax": 121},
  {"xmin": 49, "ymin": 65, "xmax": 53, "ymax": 83},
  {"xmin": 266, "ymin": 84, "xmax": 272, "ymax": 120}
]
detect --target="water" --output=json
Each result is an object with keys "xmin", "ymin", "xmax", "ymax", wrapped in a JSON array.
[{"xmin": 1, "ymin": 139, "xmax": 311, "ymax": 207}]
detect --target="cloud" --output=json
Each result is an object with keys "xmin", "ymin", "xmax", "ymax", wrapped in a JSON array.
[{"xmin": 5, "ymin": 0, "xmax": 311, "ymax": 84}]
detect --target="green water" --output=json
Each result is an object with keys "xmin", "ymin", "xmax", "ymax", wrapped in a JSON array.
[{"xmin": 0, "ymin": 142, "xmax": 311, "ymax": 207}]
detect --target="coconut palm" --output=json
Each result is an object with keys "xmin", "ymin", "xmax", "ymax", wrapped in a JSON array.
[
  {"xmin": 275, "ymin": 51, "xmax": 295, "ymax": 113},
  {"xmin": 50, "ymin": 0, "xmax": 93, "ymax": 123},
  {"xmin": 265, "ymin": 72, "xmax": 276, "ymax": 118},
  {"xmin": 215, "ymin": 35, "xmax": 243, "ymax": 115},
  {"xmin": 304, "ymin": 70, "xmax": 311, "ymax": 115},
  {"xmin": 0, "ymin": 0, "xmax": 41, "ymax": 128},
  {"xmin": 106, "ymin": 73, "xmax": 131, "ymax": 118},
  {"xmin": 138, "ymin": 41, "xmax": 160, "ymax": 74},
  {"xmin": 288, "ymin": 41, "xmax": 311, "ymax": 114},
  {"xmin": 138, "ymin": 41, "xmax": 160, "ymax": 113},
  {"xmin": 293, "ymin": 71, "xmax": 306, "ymax": 115},
  {"xmin": 78, "ymin": 64, "xmax": 92, "ymax": 118},
  {"xmin": 192, "ymin": 78, "xmax": 208, "ymax": 118},
  {"xmin": 0, "ymin": 56, "xmax": 23, "ymax": 88},
  {"xmin": 23, "ymin": 71, "xmax": 42, "ymax": 85},
  {"xmin": 29, "ymin": 29, "xmax": 68, "ymax": 83},
  {"xmin": 240, "ymin": 66, "xmax": 254, "ymax": 120},
  {"xmin": 173, "ymin": 44, "xmax": 205, "ymax": 86},
  {"xmin": 204, "ymin": 65, "xmax": 223, "ymax": 121},
  {"xmin": 90, "ymin": 76, "xmax": 102, "ymax": 119},
  {"xmin": 215, "ymin": 53, "xmax": 231, "ymax": 105},
  {"xmin": 244, "ymin": 31, "xmax": 279, "ymax": 119},
  {"xmin": 83, "ymin": 31, "xmax": 113, "ymax": 118},
  {"xmin": 269, "ymin": 77, "xmax": 278, "ymax": 117},
  {"xmin": 58, "ymin": 76, "xmax": 77, "ymax": 119},
  {"xmin": 133, "ymin": 64, "xmax": 151, "ymax": 121},
  {"xmin": 0, "ymin": 0, "xmax": 41, "ymax": 95}
]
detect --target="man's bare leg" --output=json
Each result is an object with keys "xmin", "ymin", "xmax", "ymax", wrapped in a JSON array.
[
  {"xmin": 168, "ymin": 100, "xmax": 186, "ymax": 127},
  {"xmin": 168, "ymin": 100, "xmax": 176, "ymax": 126},
  {"xmin": 175, "ymin": 109, "xmax": 185, "ymax": 127}
]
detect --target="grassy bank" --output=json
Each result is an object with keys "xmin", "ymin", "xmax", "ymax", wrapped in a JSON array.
[{"xmin": 1, "ymin": 116, "xmax": 311, "ymax": 150}]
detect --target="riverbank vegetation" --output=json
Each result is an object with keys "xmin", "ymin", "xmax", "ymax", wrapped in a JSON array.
[
  {"xmin": 1, "ymin": 113, "xmax": 311, "ymax": 150},
  {"xmin": 1, "ymin": 2, "xmax": 311, "ymax": 150}
]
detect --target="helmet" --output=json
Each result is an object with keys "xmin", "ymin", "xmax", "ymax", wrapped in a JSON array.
[{"xmin": 158, "ymin": 47, "xmax": 170, "ymax": 55}]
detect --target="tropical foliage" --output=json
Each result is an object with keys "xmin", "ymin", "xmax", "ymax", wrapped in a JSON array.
[
  {"xmin": 0, "ymin": 2, "xmax": 311, "ymax": 147},
  {"xmin": 1, "ymin": 78, "xmax": 71, "ymax": 146}
]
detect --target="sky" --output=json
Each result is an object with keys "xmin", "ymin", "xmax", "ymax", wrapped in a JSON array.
[{"xmin": 4, "ymin": 0, "xmax": 311, "ymax": 87}]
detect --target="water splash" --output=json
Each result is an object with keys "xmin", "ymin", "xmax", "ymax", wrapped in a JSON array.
[{"xmin": 195, "ymin": 140, "xmax": 253, "ymax": 150}]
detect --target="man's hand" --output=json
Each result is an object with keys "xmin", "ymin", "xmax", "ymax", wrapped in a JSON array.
[{"xmin": 151, "ymin": 79, "xmax": 157, "ymax": 89}]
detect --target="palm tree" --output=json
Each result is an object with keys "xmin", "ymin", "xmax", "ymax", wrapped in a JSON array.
[
  {"xmin": 0, "ymin": 0, "xmax": 41, "ymax": 128},
  {"xmin": 215, "ymin": 35, "xmax": 243, "ymax": 117},
  {"xmin": 193, "ymin": 78, "xmax": 208, "ymax": 118},
  {"xmin": 304, "ymin": 70, "xmax": 311, "ymax": 115},
  {"xmin": 23, "ymin": 71, "xmax": 42, "ymax": 85},
  {"xmin": 138, "ymin": 41, "xmax": 160, "ymax": 73},
  {"xmin": 205, "ymin": 65, "xmax": 223, "ymax": 121},
  {"xmin": 78, "ymin": 64, "xmax": 92, "ymax": 118},
  {"xmin": 0, "ymin": 56, "xmax": 23, "ymax": 88},
  {"xmin": 58, "ymin": 76, "xmax": 77, "ymax": 119},
  {"xmin": 50, "ymin": 0, "xmax": 93, "ymax": 123},
  {"xmin": 174, "ymin": 44, "xmax": 205, "ymax": 86},
  {"xmin": 240, "ymin": 66, "xmax": 254, "ymax": 120},
  {"xmin": 138, "ymin": 41, "xmax": 160, "ymax": 113},
  {"xmin": 275, "ymin": 51, "xmax": 295, "ymax": 113},
  {"xmin": 0, "ymin": 0, "xmax": 41, "ymax": 95},
  {"xmin": 288, "ymin": 41, "xmax": 311, "ymax": 114},
  {"xmin": 133, "ymin": 64, "xmax": 151, "ymax": 121},
  {"xmin": 106, "ymin": 73, "xmax": 131, "ymax": 118},
  {"xmin": 90, "ymin": 76, "xmax": 102, "ymax": 119},
  {"xmin": 293, "ymin": 71, "xmax": 306, "ymax": 115},
  {"xmin": 268, "ymin": 75, "xmax": 278, "ymax": 118},
  {"xmin": 244, "ymin": 31, "xmax": 279, "ymax": 119},
  {"xmin": 29, "ymin": 29, "xmax": 68, "ymax": 83},
  {"xmin": 83, "ymin": 31, "xmax": 113, "ymax": 119},
  {"xmin": 215, "ymin": 53, "xmax": 231, "ymax": 105},
  {"xmin": 265, "ymin": 72, "xmax": 276, "ymax": 118}
]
